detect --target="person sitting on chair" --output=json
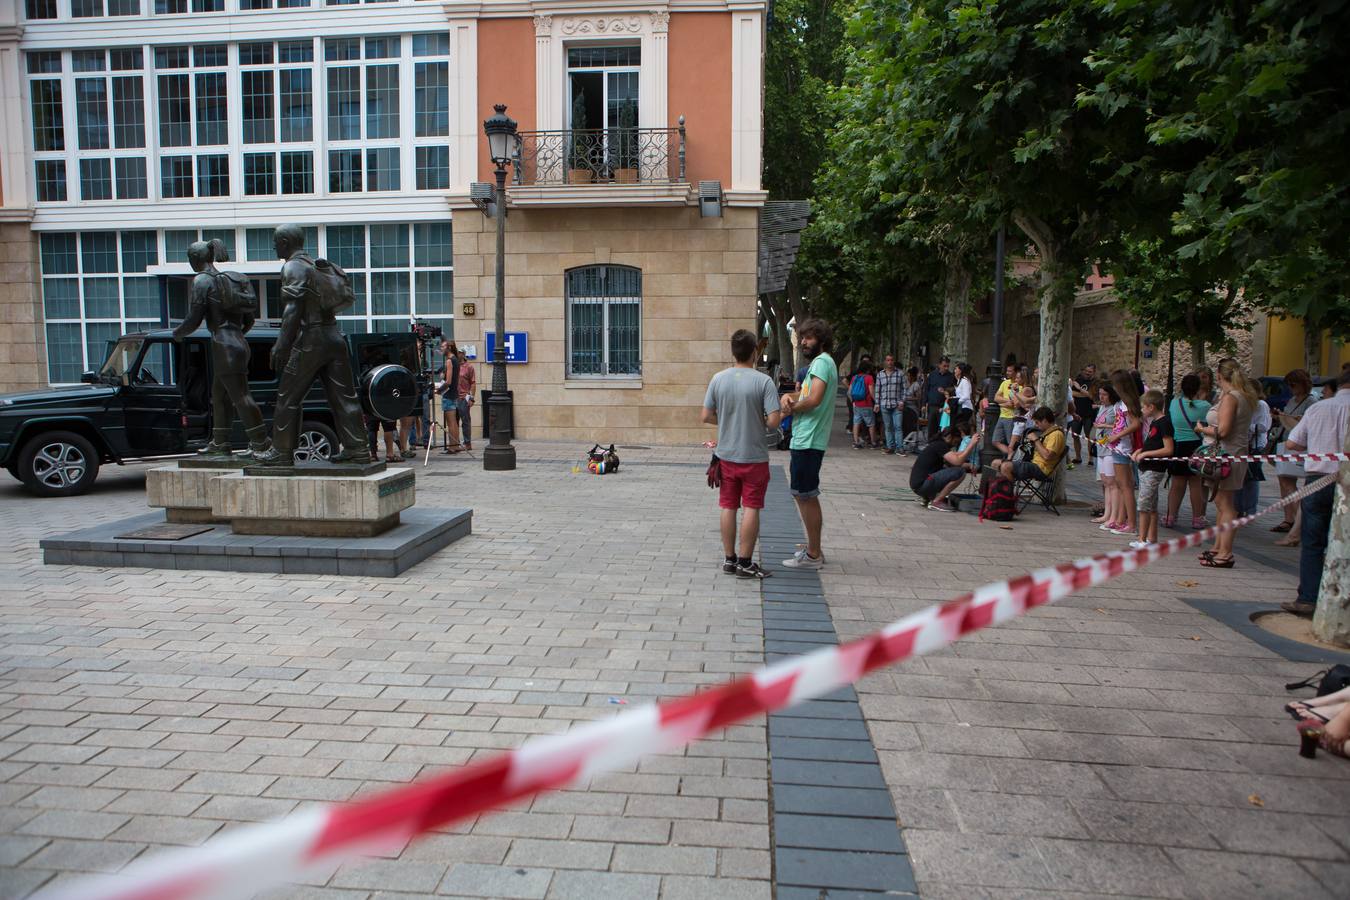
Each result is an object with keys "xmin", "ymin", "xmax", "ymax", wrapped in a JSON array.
[{"xmin": 998, "ymin": 407, "xmax": 1065, "ymax": 484}]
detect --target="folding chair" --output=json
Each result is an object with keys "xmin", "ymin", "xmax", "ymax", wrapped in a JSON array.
[{"xmin": 1011, "ymin": 439, "xmax": 1064, "ymax": 515}]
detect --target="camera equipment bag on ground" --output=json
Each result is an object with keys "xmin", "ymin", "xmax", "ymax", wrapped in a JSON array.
[
  {"xmin": 979, "ymin": 476, "xmax": 1018, "ymax": 522},
  {"xmin": 587, "ymin": 443, "xmax": 620, "ymax": 475}
]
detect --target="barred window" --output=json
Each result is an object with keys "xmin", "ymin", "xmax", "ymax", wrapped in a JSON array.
[{"xmin": 566, "ymin": 265, "xmax": 642, "ymax": 378}]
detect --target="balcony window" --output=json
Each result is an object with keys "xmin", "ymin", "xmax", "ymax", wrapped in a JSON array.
[
  {"xmin": 565, "ymin": 45, "xmax": 639, "ymax": 182},
  {"xmin": 566, "ymin": 265, "xmax": 641, "ymax": 378}
]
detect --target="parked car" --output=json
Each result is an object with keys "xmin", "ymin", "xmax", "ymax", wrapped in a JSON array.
[
  {"xmin": 1259, "ymin": 374, "xmax": 1335, "ymax": 413},
  {"xmin": 0, "ymin": 326, "xmax": 421, "ymax": 497}
]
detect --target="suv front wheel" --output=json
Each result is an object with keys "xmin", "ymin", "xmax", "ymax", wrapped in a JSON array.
[
  {"xmin": 295, "ymin": 421, "xmax": 338, "ymax": 463},
  {"xmin": 17, "ymin": 430, "xmax": 100, "ymax": 496}
]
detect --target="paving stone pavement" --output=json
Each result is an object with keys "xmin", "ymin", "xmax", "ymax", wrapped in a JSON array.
[{"xmin": 1, "ymin": 411, "xmax": 1348, "ymax": 899}]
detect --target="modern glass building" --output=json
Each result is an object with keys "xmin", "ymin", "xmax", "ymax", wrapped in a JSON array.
[{"xmin": 3, "ymin": 0, "xmax": 460, "ymax": 385}]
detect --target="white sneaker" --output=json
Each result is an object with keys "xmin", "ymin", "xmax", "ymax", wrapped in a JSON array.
[
  {"xmin": 1128, "ymin": 540, "xmax": 1149, "ymax": 550},
  {"xmin": 782, "ymin": 549, "xmax": 824, "ymax": 569}
]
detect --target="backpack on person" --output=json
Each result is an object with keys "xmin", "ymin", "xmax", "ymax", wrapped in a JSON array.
[
  {"xmin": 979, "ymin": 477, "xmax": 1018, "ymax": 522},
  {"xmin": 849, "ymin": 374, "xmax": 868, "ymax": 402},
  {"xmin": 313, "ymin": 258, "xmax": 357, "ymax": 313},
  {"xmin": 213, "ymin": 271, "xmax": 257, "ymax": 316}
]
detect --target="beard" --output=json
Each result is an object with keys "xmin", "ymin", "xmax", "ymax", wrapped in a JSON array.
[{"xmin": 801, "ymin": 342, "xmax": 820, "ymax": 359}]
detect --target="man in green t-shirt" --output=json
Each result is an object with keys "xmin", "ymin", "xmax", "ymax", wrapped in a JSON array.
[{"xmin": 779, "ymin": 318, "xmax": 838, "ymax": 569}]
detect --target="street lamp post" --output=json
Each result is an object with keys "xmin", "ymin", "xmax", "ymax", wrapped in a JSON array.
[{"xmin": 482, "ymin": 104, "xmax": 518, "ymax": 472}]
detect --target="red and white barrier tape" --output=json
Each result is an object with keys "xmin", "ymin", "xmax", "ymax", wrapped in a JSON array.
[
  {"xmin": 1150, "ymin": 451, "xmax": 1349, "ymax": 465},
  {"xmin": 39, "ymin": 473, "xmax": 1339, "ymax": 900}
]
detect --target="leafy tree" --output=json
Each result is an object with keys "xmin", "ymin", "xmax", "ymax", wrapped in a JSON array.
[
  {"xmin": 1084, "ymin": 0, "xmax": 1350, "ymax": 365},
  {"xmin": 1108, "ymin": 235, "xmax": 1255, "ymax": 365},
  {"xmin": 824, "ymin": 0, "xmax": 1139, "ymax": 421}
]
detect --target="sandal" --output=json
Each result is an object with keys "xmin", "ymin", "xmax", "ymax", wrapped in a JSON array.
[
  {"xmin": 1200, "ymin": 554, "xmax": 1235, "ymax": 568},
  {"xmin": 1197, "ymin": 549, "xmax": 1216, "ymax": 561},
  {"xmin": 1274, "ymin": 537, "xmax": 1300, "ymax": 547},
  {"xmin": 1161, "ymin": 515, "xmax": 1176, "ymax": 528},
  {"xmin": 1285, "ymin": 702, "xmax": 1330, "ymax": 724},
  {"xmin": 1271, "ymin": 522, "xmax": 1294, "ymax": 533}
]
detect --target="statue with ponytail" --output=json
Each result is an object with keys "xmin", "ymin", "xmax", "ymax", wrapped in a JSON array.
[{"xmin": 172, "ymin": 238, "xmax": 272, "ymax": 459}]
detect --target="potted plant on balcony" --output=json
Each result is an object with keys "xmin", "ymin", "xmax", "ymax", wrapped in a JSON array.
[
  {"xmin": 613, "ymin": 100, "xmax": 639, "ymax": 184},
  {"xmin": 569, "ymin": 93, "xmax": 593, "ymax": 185}
]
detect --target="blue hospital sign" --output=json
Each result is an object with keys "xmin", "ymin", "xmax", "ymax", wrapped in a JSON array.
[{"xmin": 485, "ymin": 331, "xmax": 529, "ymax": 364}]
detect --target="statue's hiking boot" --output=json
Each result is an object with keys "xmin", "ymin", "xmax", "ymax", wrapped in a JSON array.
[
  {"xmin": 246, "ymin": 426, "xmax": 272, "ymax": 458},
  {"xmin": 198, "ymin": 429, "xmax": 234, "ymax": 458},
  {"xmin": 251, "ymin": 447, "xmax": 292, "ymax": 466}
]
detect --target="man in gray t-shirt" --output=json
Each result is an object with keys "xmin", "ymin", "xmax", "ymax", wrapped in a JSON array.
[{"xmin": 701, "ymin": 329, "xmax": 782, "ymax": 579}]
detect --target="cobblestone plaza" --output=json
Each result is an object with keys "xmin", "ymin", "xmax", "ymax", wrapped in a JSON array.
[{"xmin": 2, "ymin": 418, "xmax": 1347, "ymax": 898}]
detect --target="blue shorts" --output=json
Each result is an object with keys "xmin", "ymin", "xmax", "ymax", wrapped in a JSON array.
[
  {"xmin": 789, "ymin": 448, "xmax": 825, "ymax": 499},
  {"xmin": 854, "ymin": 407, "xmax": 876, "ymax": 428},
  {"xmin": 441, "ymin": 395, "xmax": 458, "ymax": 412}
]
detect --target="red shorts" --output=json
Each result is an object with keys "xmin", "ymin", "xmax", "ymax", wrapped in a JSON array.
[{"xmin": 718, "ymin": 460, "xmax": 770, "ymax": 510}]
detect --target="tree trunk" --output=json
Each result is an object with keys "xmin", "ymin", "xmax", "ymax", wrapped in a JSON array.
[
  {"xmin": 1312, "ymin": 428, "xmax": 1350, "ymax": 648},
  {"xmin": 1013, "ymin": 210, "xmax": 1075, "ymax": 503},
  {"xmin": 1192, "ymin": 341, "xmax": 1206, "ymax": 368},
  {"xmin": 1304, "ymin": 324, "xmax": 1322, "ymax": 376},
  {"xmin": 898, "ymin": 306, "xmax": 914, "ymax": 370},
  {"xmin": 942, "ymin": 260, "xmax": 972, "ymax": 363}
]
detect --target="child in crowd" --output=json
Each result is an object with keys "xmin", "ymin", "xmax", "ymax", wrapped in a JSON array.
[
  {"xmin": 1006, "ymin": 385, "xmax": 1038, "ymax": 461},
  {"xmin": 1102, "ymin": 369, "xmax": 1143, "ymax": 536},
  {"xmin": 1130, "ymin": 389, "xmax": 1175, "ymax": 549}
]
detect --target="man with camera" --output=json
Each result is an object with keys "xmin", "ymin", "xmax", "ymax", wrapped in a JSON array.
[{"xmin": 996, "ymin": 406, "xmax": 1066, "ymax": 484}]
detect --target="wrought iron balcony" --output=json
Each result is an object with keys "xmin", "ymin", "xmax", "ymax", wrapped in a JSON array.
[{"xmin": 513, "ymin": 120, "xmax": 686, "ymax": 187}]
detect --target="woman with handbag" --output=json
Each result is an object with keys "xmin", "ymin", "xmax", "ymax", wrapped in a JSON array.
[
  {"xmin": 1193, "ymin": 358, "xmax": 1258, "ymax": 568},
  {"xmin": 1271, "ymin": 369, "xmax": 1316, "ymax": 544},
  {"xmin": 1164, "ymin": 373, "xmax": 1212, "ymax": 529}
]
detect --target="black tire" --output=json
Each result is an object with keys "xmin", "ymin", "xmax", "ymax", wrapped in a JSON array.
[
  {"xmin": 295, "ymin": 421, "xmax": 338, "ymax": 463},
  {"xmin": 17, "ymin": 430, "xmax": 100, "ymax": 497}
]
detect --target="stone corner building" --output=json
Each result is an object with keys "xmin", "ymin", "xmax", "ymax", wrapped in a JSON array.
[{"xmin": 0, "ymin": 0, "xmax": 766, "ymax": 445}]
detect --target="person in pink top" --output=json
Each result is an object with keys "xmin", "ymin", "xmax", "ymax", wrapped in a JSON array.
[{"xmin": 456, "ymin": 349, "xmax": 477, "ymax": 452}]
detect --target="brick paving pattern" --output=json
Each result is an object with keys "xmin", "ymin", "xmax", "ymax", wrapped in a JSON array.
[{"xmin": 2, "ymin": 409, "xmax": 1348, "ymax": 898}]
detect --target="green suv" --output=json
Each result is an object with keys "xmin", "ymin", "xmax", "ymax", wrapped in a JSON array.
[{"xmin": 0, "ymin": 326, "xmax": 422, "ymax": 496}]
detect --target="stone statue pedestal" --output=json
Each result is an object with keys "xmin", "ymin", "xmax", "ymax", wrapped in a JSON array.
[
  {"xmin": 209, "ymin": 467, "xmax": 415, "ymax": 537},
  {"xmin": 146, "ymin": 459, "xmax": 251, "ymax": 523}
]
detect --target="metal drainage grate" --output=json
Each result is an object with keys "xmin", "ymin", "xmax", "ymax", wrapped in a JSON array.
[{"xmin": 423, "ymin": 471, "xmax": 463, "ymax": 477}]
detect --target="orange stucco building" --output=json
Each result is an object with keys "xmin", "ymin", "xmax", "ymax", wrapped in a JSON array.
[{"xmin": 446, "ymin": 1, "xmax": 766, "ymax": 443}]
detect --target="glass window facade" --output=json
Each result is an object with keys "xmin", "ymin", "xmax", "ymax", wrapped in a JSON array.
[
  {"xmin": 39, "ymin": 231, "xmax": 165, "ymax": 383},
  {"xmin": 566, "ymin": 266, "xmax": 642, "ymax": 378},
  {"xmin": 24, "ymin": 31, "xmax": 449, "ymax": 203},
  {"xmin": 38, "ymin": 223, "xmax": 452, "ymax": 383}
]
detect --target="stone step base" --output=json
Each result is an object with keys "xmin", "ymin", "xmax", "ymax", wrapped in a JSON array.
[{"xmin": 40, "ymin": 507, "xmax": 471, "ymax": 577}]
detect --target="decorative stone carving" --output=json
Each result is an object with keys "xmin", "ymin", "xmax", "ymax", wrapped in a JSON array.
[
  {"xmin": 534, "ymin": 14, "xmax": 551, "ymax": 36},
  {"xmin": 650, "ymin": 11, "xmax": 669, "ymax": 33},
  {"xmin": 560, "ymin": 16, "xmax": 644, "ymax": 35}
]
